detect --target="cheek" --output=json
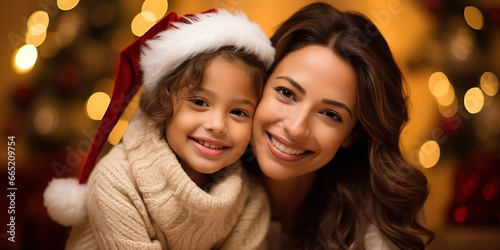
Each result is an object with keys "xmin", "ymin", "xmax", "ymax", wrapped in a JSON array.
[
  {"xmin": 231, "ymin": 121, "xmax": 252, "ymax": 152},
  {"xmin": 254, "ymin": 96, "xmax": 286, "ymax": 126}
]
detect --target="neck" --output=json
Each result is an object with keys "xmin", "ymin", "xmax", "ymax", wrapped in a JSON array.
[
  {"xmin": 183, "ymin": 166, "xmax": 210, "ymax": 188},
  {"xmin": 261, "ymin": 171, "xmax": 317, "ymax": 234}
]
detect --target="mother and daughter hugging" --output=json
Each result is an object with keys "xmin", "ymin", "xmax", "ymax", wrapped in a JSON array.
[{"xmin": 44, "ymin": 2, "xmax": 434, "ymax": 249}]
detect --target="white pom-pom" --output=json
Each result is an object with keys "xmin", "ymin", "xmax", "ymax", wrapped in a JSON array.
[{"xmin": 43, "ymin": 178, "xmax": 87, "ymax": 226}]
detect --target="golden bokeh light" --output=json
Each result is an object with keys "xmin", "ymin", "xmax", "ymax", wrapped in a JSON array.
[
  {"xmin": 480, "ymin": 72, "xmax": 499, "ymax": 97},
  {"xmin": 436, "ymin": 83, "xmax": 456, "ymax": 107},
  {"xmin": 428, "ymin": 72, "xmax": 450, "ymax": 98},
  {"xmin": 57, "ymin": 0, "xmax": 80, "ymax": 11},
  {"xmin": 28, "ymin": 11, "xmax": 49, "ymax": 31},
  {"xmin": 12, "ymin": 44, "xmax": 38, "ymax": 74},
  {"xmin": 26, "ymin": 24, "xmax": 47, "ymax": 47},
  {"xmin": 464, "ymin": 87, "xmax": 484, "ymax": 114},
  {"xmin": 131, "ymin": 11, "xmax": 156, "ymax": 37},
  {"xmin": 419, "ymin": 140, "xmax": 441, "ymax": 168},
  {"xmin": 142, "ymin": 0, "xmax": 168, "ymax": 21},
  {"xmin": 464, "ymin": 6, "xmax": 484, "ymax": 30},
  {"xmin": 108, "ymin": 119, "xmax": 129, "ymax": 145},
  {"xmin": 438, "ymin": 98, "xmax": 459, "ymax": 118},
  {"xmin": 85, "ymin": 92, "xmax": 110, "ymax": 120}
]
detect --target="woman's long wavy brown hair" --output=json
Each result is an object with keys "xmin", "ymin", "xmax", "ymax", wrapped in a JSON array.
[{"xmin": 270, "ymin": 2, "xmax": 434, "ymax": 249}]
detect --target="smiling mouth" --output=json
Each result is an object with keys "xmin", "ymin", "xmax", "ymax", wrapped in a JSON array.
[
  {"xmin": 267, "ymin": 132, "xmax": 310, "ymax": 155},
  {"xmin": 192, "ymin": 138, "xmax": 227, "ymax": 149}
]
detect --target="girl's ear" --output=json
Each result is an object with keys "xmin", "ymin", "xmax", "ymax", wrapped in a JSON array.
[{"xmin": 341, "ymin": 131, "xmax": 357, "ymax": 148}]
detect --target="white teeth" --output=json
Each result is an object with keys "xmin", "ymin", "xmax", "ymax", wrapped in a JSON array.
[
  {"xmin": 270, "ymin": 136, "xmax": 305, "ymax": 155},
  {"xmin": 195, "ymin": 139, "xmax": 224, "ymax": 149}
]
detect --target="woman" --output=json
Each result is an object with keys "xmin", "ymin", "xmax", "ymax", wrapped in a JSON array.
[{"xmin": 246, "ymin": 2, "xmax": 434, "ymax": 249}]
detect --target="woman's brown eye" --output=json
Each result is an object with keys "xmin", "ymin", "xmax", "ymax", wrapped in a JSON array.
[{"xmin": 275, "ymin": 87, "xmax": 296, "ymax": 100}]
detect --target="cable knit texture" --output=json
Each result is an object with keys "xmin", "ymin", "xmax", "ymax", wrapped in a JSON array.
[{"xmin": 66, "ymin": 111, "xmax": 270, "ymax": 249}]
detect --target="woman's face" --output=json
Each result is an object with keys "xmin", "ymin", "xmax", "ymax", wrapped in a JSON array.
[{"xmin": 251, "ymin": 45, "xmax": 359, "ymax": 180}]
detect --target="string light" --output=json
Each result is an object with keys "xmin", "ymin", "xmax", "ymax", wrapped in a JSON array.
[
  {"xmin": 108, "ymin": 119, "xmax": 129, "ymax": 145},
  {"xmin": 12, "ymin": 44, "xmax": 38, "ymax": 74},
  {"xmin": 419, "ymin": 140, "xmax": 440, "ymax": 168},
  {"xmin": 480, "ymin": 72, "xmax": 499, "ymax": 97},
  {"xmin": 57, "ymin": 0, "xmax": 80, "ymax": 11},
  {"xmin": 142, "ymin": 0, "xmax": 168, "ymax": 21},
  {"xmin": 464, "ymin": 87, "xmax": 484, "ymax": 114},
  {"xmin": 85, "ymin": 92, "xmax": 110, "ymax": 120},
  {"xmin": 464, "ymin": 6, "xmax": 484, "ymax": 30}
]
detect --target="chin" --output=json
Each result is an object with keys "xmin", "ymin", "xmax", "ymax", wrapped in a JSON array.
[{"xmin": 258, "ymin": 160, "xmax": 296, "ymax": 180}]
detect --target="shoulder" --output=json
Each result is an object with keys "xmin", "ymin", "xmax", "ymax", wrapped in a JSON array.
[
  {"xmin": 363, "ymin": 224, "xmax": 399, "ymax": 250},
  {"xmin": 86, "ymin": 143, "xmax": 137, "ymax": 202},
  {"xmin": 88, "ymin": 144, "xmax": 133, "ymax": 185}
]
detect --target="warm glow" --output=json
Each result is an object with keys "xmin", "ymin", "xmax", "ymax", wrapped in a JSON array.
[
  {"xmin": 34, "ymin": 106, "xmax": 58, "ymax": 135},
  {"xmin": 450, "ymin": 27, "xmax": 473, "ymax": 61},
  {"xmin": 428, "ymin": 72, "xmax": 450, "ymax": 97},
  {"xmin": 438, "ymin": 98, "xmax": 458, "ymax": 118},
  {"xmin": 419, "ymin": 140, "xmax": 440, "ymax": 168},
  {"xmin": 26, "ymin": 24, "xmax": 47, "ymax": 47},
  {"xmin": 464, "ymin": 6, "xmax": 484, "ymax": 30},
  {"xmin": 475, "ymin": 120, "xmax": 489, "ymax": 140},
  {"xmin": 436, "ymin": 84, "xmax": 456, "ymax": 107},
  {"xmin": 94, "ymin": 78, "xmax": 114, "ymax": 93},
  {"xmin": 85, "ymin": 92, "xmax": 110, "ymax": 120},
  {"xmin": 131, "ymin": 11, "xmax": 156, "ymax": 37},
  {"xmin": 464, "ymin": 87, "xmax": 484, "ymax": 114},
  {"xmin": 110, "ymin": 28, "xmax": 135, "ymax": 53},
  {"xmin": 142, "ymin": 0, "xmax": 168, "ymax": 21},
  {"xmin": 57, "ymin": 0, "xmax": 80, "ymax": 11},
  {"xmin": 57, "ymin": 12, "xmax": 80, "ymax": 46},
  {"xmin": 12, "ymin": 44, "xmax": 38, "ymax": 74},
  {"xmin": 28, "ymin": 11, "xmax": 49, "ymax": 31},
  {"xmin": 108, "ymin": 119, "xmax": 129, "ymax": 145},
  {"xmin": 40, "ymin": 32, "xmax": 62, "ymax": 59},
  {"xmin": 480, "ymin": 72, "xmax": 499, "ymax": 97}
]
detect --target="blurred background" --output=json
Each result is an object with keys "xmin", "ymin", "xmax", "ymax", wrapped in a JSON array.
[{"xmin": 1, "ymin": 0, "xmax": 499, "ymax": 249}]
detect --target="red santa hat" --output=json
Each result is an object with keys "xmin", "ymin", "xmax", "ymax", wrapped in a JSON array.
[{"xmin": 43, "ymin": 8, "xmax": 274, "ymax": 226}]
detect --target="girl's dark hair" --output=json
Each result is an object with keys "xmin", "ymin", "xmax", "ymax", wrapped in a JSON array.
[
  {"xmin": 271, "ymin": 2, "xmax": 434, "ymax": 249},
  {"xmin": 140, "ymin": 46, "xmax": 266, "ymax": 135}
]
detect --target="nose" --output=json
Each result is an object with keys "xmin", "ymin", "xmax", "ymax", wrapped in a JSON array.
[
  {"xmin": 283, "ymin": 107, "xmax": 310, "ymax": 138},
  {"xmin": 204, "ymin": 111, "xmax": 228, "ymax": 134}
]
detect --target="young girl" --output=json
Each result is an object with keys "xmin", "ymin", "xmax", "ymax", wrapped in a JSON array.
[{"xmin": 44, "ymin": 9, "xmax": 274, "ymax": 249}]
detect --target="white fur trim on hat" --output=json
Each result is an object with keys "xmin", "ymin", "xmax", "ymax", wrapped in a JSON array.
[
  {"xmin": 140, "ymin": 9, "xmax": 274, "ymax": 90},
  {"xmin": 43, "ymin": 178, "xmax": 87, "ymax": 226}
]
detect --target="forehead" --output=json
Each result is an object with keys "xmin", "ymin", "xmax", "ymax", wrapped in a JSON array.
[
  {"xmin": 271, "ymin": 45, "xmax": 358, "ymax": 109},
  {"xmin": 200, "ymin": 56, "xmax": 259, "ymax": 99}
]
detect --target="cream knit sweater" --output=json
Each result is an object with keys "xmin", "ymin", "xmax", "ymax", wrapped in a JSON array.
[{"xmin": 66, "ymin": 112, "xmax": 270, "ymax": 249}]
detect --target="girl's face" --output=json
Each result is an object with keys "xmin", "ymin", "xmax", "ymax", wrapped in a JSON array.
[
  {"xmin": 166, "ymin": 56, "xmax": 259, "ymax": 174},
  {"xmin": 251, "ymin": 45, "xmax": 359, "ymax": 180}
]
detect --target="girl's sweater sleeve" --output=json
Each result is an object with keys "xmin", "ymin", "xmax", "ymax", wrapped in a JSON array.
[{"xmin": 66, "ymin": 146, "xmax": 165, "ymax": 249}]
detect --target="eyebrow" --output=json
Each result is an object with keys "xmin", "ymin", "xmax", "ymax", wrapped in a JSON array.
[
  {"xmin": 322, "ymin": 98, "xmax": 352, "ymax": 118},
  {"xmin": 276, "ymin": 76, "xmax": 306, "ymax": 94},
  {"xmin": 275, "ymin": 76, "xmax": 352, "ymax": 118},
  {"xmin": 198, "ymin": 87, "xmax": 256, "ymax": 108}
]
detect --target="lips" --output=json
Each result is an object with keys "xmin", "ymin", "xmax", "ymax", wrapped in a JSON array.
[
  {"xmin": 190, "ymin": 137, "xmax": 229, "ymax": 157},
  {"xmin": 266, "ymin": 132, "xmax": 312, "ymax": 161},
  {"xmin": 270, "ymin": 136, "xmax": 306, "ymax": 155}
]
